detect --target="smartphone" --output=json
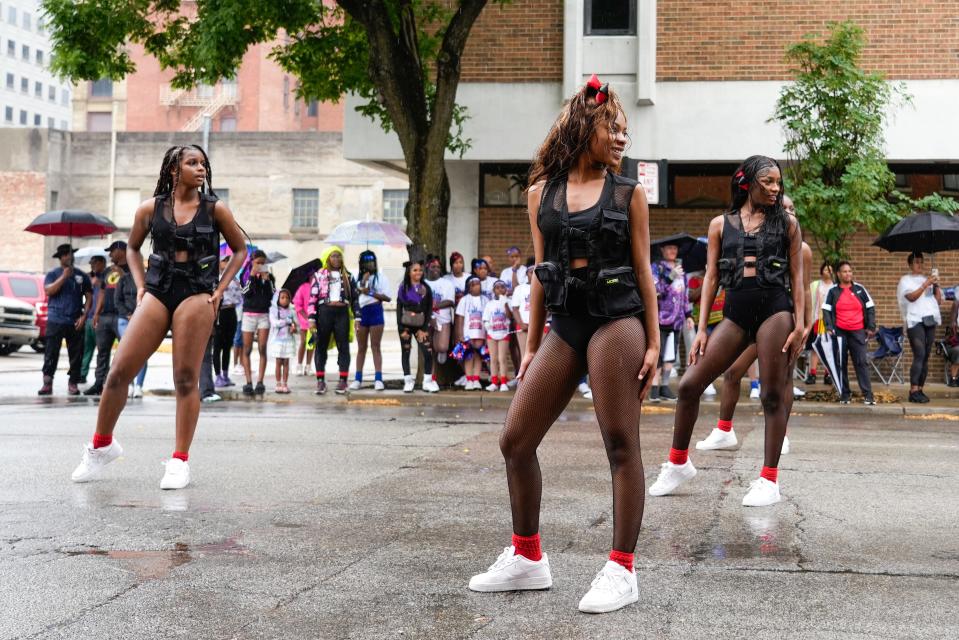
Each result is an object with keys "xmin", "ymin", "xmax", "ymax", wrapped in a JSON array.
[
  {"xmin": 932, "ymin": 268, "xmax": 939, "ymax": 278},
  {"xmin": 258, "ymin": 265, "xmax": 269, "ymax": 273}
]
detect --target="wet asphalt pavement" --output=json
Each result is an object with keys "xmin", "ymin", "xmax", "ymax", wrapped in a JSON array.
[{"xmin": 1, "ymin": 396, "xmax": 958, "ymax": 639}]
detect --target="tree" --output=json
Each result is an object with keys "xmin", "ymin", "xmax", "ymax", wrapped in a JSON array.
[
  {"xmin": 43, "ymin": 0, "xmax": 508, "ymax": 259},
  {"xmin": 771, "ymin": 21, "xmax": 956, "ymax": 263}
]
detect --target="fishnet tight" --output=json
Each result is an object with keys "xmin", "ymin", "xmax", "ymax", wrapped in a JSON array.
[{"xmin": 499, "ymin": 317, "xmax": 648, "ymax": 552}]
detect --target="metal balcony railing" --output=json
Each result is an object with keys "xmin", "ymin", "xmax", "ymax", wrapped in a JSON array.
[{"xmin": 159, "ymin": 83, "xmax": 239, "ymax": 107}]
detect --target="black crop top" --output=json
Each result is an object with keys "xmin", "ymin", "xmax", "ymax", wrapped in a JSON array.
[
  {"xmin": 743, "ymin": 233, "xmax": 758, "ymax": 257},
  {"xmin": 569, "ymin": 204, "xmax": 600, "ymax": 259}
]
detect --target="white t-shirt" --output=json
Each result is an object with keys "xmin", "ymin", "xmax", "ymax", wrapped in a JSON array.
[
  {"xmin": 357, "ymin": 271, "xmax": 391, "ymax": 308},
  {"xmin": 479, "ymin": 276, "xmax": 495, "ymax": 302},
  {"xmin": 456, "ymin": 294, "xmax": 487, "ymax": 340},
  {"xmin": 483, "ymin": 297, "xmax": 512, "ymax": 341},
  {"xmin": 427, "ymin": 277, "xmax": 456, "ymax": 325},
  {"xmin": 445, "ymin": 273, "xmax": 468, "ymax": 300},
  {"xmin": 511, "ymin": 283, "xmax": 532, "ymax": 325},
  {"xmin": 499, "ymin": 265, "xmax": 529, "ymax": 293},
  {"xmin": 328, "ymin": 270, "xmax": 344, "ymax": 303},
  {"xmin": 897, "ymin": 273, "xmax": 941, "ymax": 328}
]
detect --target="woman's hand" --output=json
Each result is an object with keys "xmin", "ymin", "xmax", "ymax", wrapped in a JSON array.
[
  {"xmin": 638, "ymin": 344, "xmax": 659, "ymax": 401},
  {"xmin": 208, "ymin": 289, "xmax": 223, "ymax": 313},
  {"xmin": 689, "ymin": 329, "xmax": 708, "ymax": 366},
  {"xmin": 781, "ymin": 324, "xmax": 805, "ymax": 363},
  {"xmin": 136, "ymin": 288, "xmax": 145, "ymax": 307},
  {"xmin": 516, "ymin": 349, "xmax": 536, "ymax": 380}
]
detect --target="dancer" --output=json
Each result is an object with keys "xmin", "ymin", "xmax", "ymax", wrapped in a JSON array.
[
  {"xmin": 240, "ymin": 250, "xmax": 276, "ymax": 397},
  {"xmin": 396, "ymin": 261, "xmax": 439, "ymax": 393},
  {"xmin": 425, "ymin": 256, "xmax": 456, "ymax": 368},
  {"xmin": 70, "ymin": 144, "xmax": 247, "ymax": 489},
  {"xmin": 483, "ymin": 280, "xmax": 513, "ymax": 391},
  {"xmin": 454, "ymin": 276, "xmax": 488, "ymax": 390},
  {"xmin": 648, "ymin": 155, "xmax": 804, "ymax": 507},
  {"xmin": 351, "ymin": 250, "xmax": 391, "ymax": 390},
  {"xmin": 309, "ymin": 246, "xmax": 356, "ymax": 395},
  {"xmin": 469, "ymin": 75, "xmax": 659, "ymax": 614},
  {"xmin": 269, "ymin": 288, "xmax": 297, "ymax": 393}
]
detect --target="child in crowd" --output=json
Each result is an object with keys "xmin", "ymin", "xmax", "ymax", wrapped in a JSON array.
[
  {"xmin": 510, "ymin": 275, "xmax": 532, "ymax": 365},
  {"xmin": 241, "ymin": 250, "xmax": 276, "ymax": 396},
  {"xmin": 483, "ymin": 280, "xmax": 513, "ymax": 391},
  {"xmin": 425, "ymin": 256, "xmax": 456, "ymax": 366},
  {"xmin": 293, "ymin": 277, "xmax": 314, "ymax": 376},
  {"xmin": 269, "ymin": 288, "xmax": 297, "ymax": 394},
  {"xmin": 455, "ymin": 276, "xmax": 488, "ymax": 390}
]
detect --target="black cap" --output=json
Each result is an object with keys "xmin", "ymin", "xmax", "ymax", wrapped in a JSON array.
[
  {"xmin": 52, "ymin": 243, "xmax": 76, "ymax": 258},
  {"xmin": 104, "ymin": 240, "xmax": 127, "ymax": 252}
]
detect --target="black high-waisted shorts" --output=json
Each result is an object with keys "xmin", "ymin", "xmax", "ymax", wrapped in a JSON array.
[
  {"xmin": 549, "ymin": 268, "xmax": 612, "ymax": 355},
  {"xmin": 146, "ymin": 263, "xmax": 206, "ymax": 314},
  {"xmin": 723, "ymin": 277, "xmax": 793, "ymax": 341}
]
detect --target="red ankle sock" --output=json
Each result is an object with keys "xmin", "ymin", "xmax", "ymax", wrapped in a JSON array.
[
  {"xmin": 609, "ymin": 549, "xmax": 634, "ymax": 572},
  {"xmin": 92, "ymin": 433, "xmax": 112, "ymax": 449},
  {"xmin": 491, "ymin": 376, "xmax": 500, "ymax": 386},
  {"xmin": 669, "ymin": 448, "xmax": 688, "ymax": 465},
  {"xmin": 339, "ymin": 372, "xmax": 348, "ymax": 380},
  {"xmin": 172, "ymin": 451, "xmax": 189, "ymax": 462},
  {"xmin": 511, "ymin": 532, "xmax": 542, "ymax": 561},
  {"xmin": 717, "ymin": 419, "xmax": 733, "ymax": 432},
  {"xmin": 760, "ymin": 466, "xmax": 778, "ymax": 483},
  {"xmin": 316, "ymin": 372, "xmax": 325, "ymax": 379}
]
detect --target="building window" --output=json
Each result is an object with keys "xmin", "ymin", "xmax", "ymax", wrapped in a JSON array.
[
  {"xmin": 307, "ymin": 100, "xmax": 318, "ymax": 117},
  {"xmin": 7, "ymin": 39, "xmax": 14, "ymax": 57},
  {"xmin": 48, "ymin": 85, "xmax": 55, "ymax": 101},
  {"xmin": 5, "ymin": 73, "xmax": 12, "ymax": 89},
  {"xmin": 382, "ymin": 189, "xmax": 409, "ymax": 228},
  {"xmin": 216, "ymin": 188, "xmax": 229, "ymax": 205},
  {"xmin": 20, "ymin": 77, "xmax": 27, "ymax": 93},
  {"xmin": 585, "ymin": 0, "xmax": 636, "ymax": 36},
  {"xmin": 86, "ymin": 111, "xmax": 112, "ymax": 132},
  {"xmin": 894, "ymin": 174, "xmax": 910, "ymax": 190},
  {"xmin": 283, "ymin": 77, "xmax": 290, "ymax": 111},
  {"xmin": 60, "ymin": 119, "xmax": 68, "ymax": 130},
  {"xmin": 3, "ymin": 106, "xmax": 11, "ymax": 122},
  {"xmin": 944, "ymin": 174, "xmax": 959, "ymax": 193},
  {"xmin": 7, "ymin": 6, "xmax": 15, "ymax": 24},
  {"xmin": 479, "ymin": 163, "xmax": 530, "ymax": 207},
  {"xmin": 19, "ymin": 109, "xmax": 27, "ymax": 125},
  {"xmin": 61, "ymin": 89, "xmax": 69, "ymax": 106},
  {"xmin": 220, "ymin": 115, "xmax": 236, "ymax": 132},
  {"xmin": 33, "ymin": 113, "xmax": 40, "ymax": 126},
  {"xmin": 22, "ymin": 11, "xmax": 30, "ymax": 30},
  {"xmin": 34, "ymin": 81, "xmax": 42, "ymax": 98},
  {"xmin": 50, "ymin": 190, "xmax": 59, "ymax": 209},
  {"xmin": 291, "ymin": 189, "xmax": 319, "ymax": 229},
  {"xmin": 35, "ymin": 49, "xmax": 43, "ymax": 65},
  {"xmin": 89, "ymin": 78, "xmax": 112, "ymax": 98},
  {"xmin": 21, "ymin": 44, "xmax": 28, "ymax": 60},
  {"xmin": 47, "ymin": 116, "xmax": 54, "ymax": 128}
]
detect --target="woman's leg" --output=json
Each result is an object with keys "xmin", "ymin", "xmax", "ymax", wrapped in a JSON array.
[
  {"xmin": 433, "ymin": 323, "xmax": 451, "ymax": 364},
  {"xmin": 587, "ymin": 317, "xmax": 647, "ymax": 552},
  {"xmin": 170, "ymin": 295, "xmax": 216, "ymax": 454},
  {"xmin": 500, "ymin": 331, "xmax": 586, "ymax": 535},
  {"xmin": 94, "ymin": 294, "xmax": 171, "ymax": 437},
  {"xmin": 370, "ymin": 324, "xmax": 384, "ymax": 375},
  {"xmin": 242, "ymin": 323, "xmax": 254, "ymax": 384},
  {"xmin": 313, "ymin": 307, "xmax": 334, "ymax": 376},
  {"xmin": 498, "ymin": 339, "xmax": 511, "ymax": 381},
  {"xmin": 297, "ymin": 328, "xmax": 307, "ymax": 367},
  {"xmin": 719, "ymin": 347, "xmax": 758, "ymax": 422},
  {"xmin": 417, "ymin": 331, "xmax": 434, "ymax": 376},
  {"xmin": 917, "ymin": 325, "xmax": 935, "ymax": 389},
  {"xmin": 332, "ymin": 308, "xmax": 351, "ymax": 379},
  {"xmin": 754, "ymin": 311, "xmax": 795, "ymax": 470},
  {"xmin": 256, "ymin": 326, "xmax": 269, "ymax": 384},
  {"xmin": 354, "ymin": 324, "xmax": 369, "ymax": 380},
  {"xmin": 516, "ymin": 330, "xmax": 528, "ymax": 362},
  {"xmin": 399, "ymin": 329, "xmax": 413, "ymax": 375}
]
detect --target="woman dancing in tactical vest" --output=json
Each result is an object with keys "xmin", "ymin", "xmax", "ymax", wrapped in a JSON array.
[
  {"xmin": 648, "ymin": 156, "xmax": 804, "ymax": 507},
  {"xmin": 70, "ymin": 145, "xmax": 248, "ymax": 490},
  {"xmin": 468, "ymin": 75, "xmax": 660, "ymax": 614}
]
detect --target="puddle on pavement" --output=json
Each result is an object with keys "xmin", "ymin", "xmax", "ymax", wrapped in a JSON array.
[{"xmin": 61, "ymin": 537, "xmax": 248, "ymax": 582}]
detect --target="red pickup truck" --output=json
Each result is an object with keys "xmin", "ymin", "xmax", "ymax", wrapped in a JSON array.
[{"xmin": 0, "ymin": 271, "xmax": 48, "ymax": 353}]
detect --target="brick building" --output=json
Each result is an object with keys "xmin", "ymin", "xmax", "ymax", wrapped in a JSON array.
[{"xmin": 344, "ymin": 0, "xmax": 959, "ymax": 374}]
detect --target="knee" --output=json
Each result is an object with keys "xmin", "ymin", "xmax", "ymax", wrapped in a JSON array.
[
  {"xmin": 760, "ymin": 387, "xmax": 784, "ymax": 414},
  {"xmin": 499, "ymin": 425, "xmax": 531, "ymax": 465},
  {"xmin": 678, "ymin": 374, "xmax": 705, "ymax": 401},
  {"xmin": 602, "ymin": 432, "xmax": 637, "ymax": 471},
  {"xmin": 105, "ymin": 367, "xmax": 132, "ymax": 390},
  {"xmin": 172, "ymin": 369, "xmax": 198, "ymax": 395},
  {"xmin": 257, "ymin": 342, "xmax": 268, "ymax": 355}
]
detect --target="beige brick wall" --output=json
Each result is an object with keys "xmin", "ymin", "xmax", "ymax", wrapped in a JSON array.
[{"xmin": 0, "ymin": 171, "xmax": 47, "ymax": 273}]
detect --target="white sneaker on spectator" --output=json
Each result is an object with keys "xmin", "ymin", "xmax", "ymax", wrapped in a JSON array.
[
  {"xmin": 669, "ymin": 368, "xmax": 678, "ymax": 379},
  {"xmin": 71, "ymin": 440, "xmax": 123, "ymax": 483},
  {"xmin": 201, "ymin": 393, "xmax": 222, "ymax": 403},
  {"xmin": 749, "ymin": 386, "xmax": 761, "ymax": 400},
  {"xmin": 423, "ymin": 379, "xmax": 440, "ymax": 393},
  {"xmin": 742, "ymin": 477, "xmax": 780, "ymax": 507},
  {"xmin": 132, "ymin": 385, "xmax": 143, "ymax": 398},
  {"xmin": 577, "ymin": 560, "xmax": 639, "ymax": 614},
  {"xmin": 577, "ymin": 382, "xmax": 591, "ymax": 396},
  {"xmin": 374, "ymin": 380, "xmax": 385, "ymax": 391},
  {"xmin": 454, "ymin": 375, "xmax": 468, "ymax": 387},
  {"xmin": 695, "ymin": 428, "xmax": 737, "ymax": 451},
  {"xmin": 781, "ymin": 435, "xmax": 790, "ymax": 455},
  {"xmin": 304, "ymin": 364, "xmax": 313, "ymax": 376},
  {"xmin": 403, "ymin": 375, "xmax": 415, "ymax": 393},
  {"xmin": 127, "ymin": 384, "xmax": 135, "ymax": 398},
  {"xmin": 348, "ymin": 380, "xmax": 362, "ymax": 391},
  {"xmin": 232, "ymin": 363, "xmax": 244, "ymax": 377},
  {"xmin": 703, "ymin": 383, "xmax": 717, "ymax": 398},
  {"xmin": 499, "ymin": 383, "xmax": 510, "ymax": 392},
  {"xmin": 792, "ymin": 386, "xmax": 806, "ymax": 398},
  {"xmin": 296, "ymin": 364, "xmax": 304, "ymax": 376},
  {"xmin": 160, "ymin": 458, "xmax": 190, "ymax": 490},
  {"xmin": 468, "ymin": 546, "xmax": 552, "ymax": 592},
  {"xmin": 507, "ymin": 378, "xmax": 519, "ymax": 389},
  {"xmin": 583, "ymin": 389, "xmax": 593, "ymax": 400},
  {"xmin": 648, "ymin": 460, "xmax": 697, "ymax": 496}
]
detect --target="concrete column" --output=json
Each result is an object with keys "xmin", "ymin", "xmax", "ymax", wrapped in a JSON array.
[
  {"xmin": 637, "ymin": 0, "xmax": 657, "ymax": 105},
  {"xmin": 445, "ymin": 161, "xmax": 480, "ymax": 259}
]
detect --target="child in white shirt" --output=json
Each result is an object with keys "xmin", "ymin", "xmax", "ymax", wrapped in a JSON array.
[
  {"xmin": 483, "ymin": 280, "xmax": 513, "ymax": 391},
  {"xmin": 510, "ymin": 280, "xmax": 532, "ymax": 365},
  {"xmin": 455, "ymin": 276, "xmax": 487, "ymax": 390}
]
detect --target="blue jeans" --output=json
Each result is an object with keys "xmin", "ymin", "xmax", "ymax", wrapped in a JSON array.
[{"xmin": 116, "ymin": 317, "xmax": 147, "ymax": 386}]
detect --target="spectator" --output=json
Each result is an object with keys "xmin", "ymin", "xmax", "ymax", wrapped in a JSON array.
[
  {"xmin": 240, "ymin": 249, "xmax": 276, "ymax": 397},
  {"xmin": 482, "ymin": 254, "xmax": 496, "ymax": 278},
  {"xmin": 471, "ymin": 258, "xmax": 495, "ymax": 301},
  {"xmin": 213, "ymin": 255, "xmax": 242, "ymax": 388},
  {"xmin": 945, "ymin": 298, "xmax": 959, "ymax": 387},
  {"xmin": 199, "ymin": 334, "xmax": 221, "ymax": 403},
  {"xmin": 351, "ymin": 250, "xmax": 391, "ymax": 391},
  {"xmin": 650, "ymin": 243, "xmax": 686, "ymax": 400},
  {"xmin": 455, "ymin": 276, "xmax": 487, "ymax": 390},
  {"xmin": 84, "ymin": 241, "xmax": 127, "ymax": 396},
  {"xmin": 445, "ymin": 251, "xmax": 468, "ymax": 302},
  {"xmin": 309, "ymin": 246, "xmax": 355, "ymax": 395},
  {"xmin": 897, "ymin": 252, "xmax": 941, "ymax": 403},
  {"xmin": 805, "ymin": 262, "xmax": 834, "ymax": 385},
  {"xmin": 269, "ymin": 288, "xmax": 297, "ymax": 394},
  {"xmin": 822, "ymin": 261, "xmax": 875, "ymax": 405},
  {"xmin": 39, "ymin": 244, "xmax": 92, "ymax": 396},
  {"xmin": 483, "ymin": 280, "xmax": 513, "ymax": 391},
  {"xmin": 114, "ymin": 258, "xmax": 147, "ymax": 398},
  {"xmin": 80, "ymin": 255, "xmax": 106, "ymax": 383},
  {"xmin": 499, "ymin": 247, "xmax": 529, "ymax": 294},
  {"xmin": 293, "ymin": 273, "xmax": 315, "ymax": 377},
  {"xmin": 687, "ymin": 268, "xmax": 725, "ymax": 397},
  {"xmin": 510, "ymin": 271, "xmax": 532, "ymax": 365},
  {"xmin": 396, "ymin": 261, "xmax": 439, "ymax": 393},
  {"xmin": 425, "ymin": 256, "xmax": 456, "ymax": 367}
]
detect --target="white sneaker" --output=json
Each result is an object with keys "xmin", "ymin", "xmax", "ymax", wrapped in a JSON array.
[
  {"xmin": 304, "ymin": 364, "xmax": 312, "ymax": 376},
  {"xmin": 742, "ymin": 477, "xmax": 780, "ymax": 507},
  {"xmin": 507, "ymin": 378, "xmax": 519, "ymax": 389},
  {"xmin": 578, "ymin": 560, "xmax": 639, "ymax": 614},
  {"xmin": 132, "ymin": 385, "xmax": 143, "ymax": 398},
  {"xmin": 160, "ymin": 458, "xmax": 191, "ymax": 490},
  {"xmin": 486, "ymin": 381, "xmax": 498, "ymax": 392},
  {"xmin": 403, "ymin": 375, "xmax": 415, "ymax": 393},
  {"xmin": 669, "ymin": 368, "xmax": 678, "ymax": 379},
  {"xmin": 577, "ymin": 382, "xmax": 591, "ymax": 395},
  {"xmin": 695, "ymin": 428, "xmax": 738, "ymax": 451},
  {"xmin": 703, "ymin": 383, "xmax": 717, "ymax": 397},
  {"xmin": 349, "ymin": 380, "xmax": 362, "ymax": 391},
  {"xmin": 749, "ymin": 385, "xmax": 761, "ymax": 400},
  {"xmin": 71, "ymin": 440, "xmax": 123, "ymax": 483},
  {"xmin": 296, "ymin": 364, "xmax": 304, "ymax": 376},
  {"xmin": 781, "ymin": 435, "xmax": 790, "ymax": 455},
  {"xmin": 792, "ymin": 385, "xmax": 806, "ymax": 398},
  {"xmin": 499, "ymin": 383, "xmax": 510, "ymax": 392},
  {"xmin": 468, "ymin": 546, "xmax": 552, "ymax": 592},
  {"xmin": 583, "ymin": 389, "xmax": 593, "ymax": 400},
  {"xmin": 201, "ymin": 393, "xmax": 222, "ymax": 403},
  {"xmin": 374, "ymin": 380, "xmax": 385, "ymax": 391},
  {"xmin": 232, "ymin": 363, "xmax": 244, "ymax": 377},
  {"xmin": 454, "ymin": 375, "xmax": 468, "ymax": 388},
  {"xmin": 648, "ymin": 459, "xmax": 697, "ymax": 496},
  {"xmin": 127, "ymin": 384, "xmax": 135, "ymax": 398},
  {"xmin": 423, "ymin": 379, "xmax": 440, "ymax": 393}
]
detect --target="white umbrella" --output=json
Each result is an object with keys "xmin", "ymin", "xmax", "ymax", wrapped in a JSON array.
[
  {"xmin": 813, "ymin": 333, "xmax": 846, "ymax": 395},
  {"xmin": 325, "ymin": 220, "xmax": 412, "ymax": 247},
  {"xmin": 74, "ymin": 247, "xmax": 108, "ymax": 262}
]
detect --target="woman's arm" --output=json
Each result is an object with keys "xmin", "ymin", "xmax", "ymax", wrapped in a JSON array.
[
  {"xmin": 125, "ymin": 199, "xmax": 156, "ymax": 298},
  {"xmin": 213, "ymin": 201, "xmax": 249, "ymax": 302},
  {"xmin": 524, "ymin": 183, "xmax": 548, "ymax": 356},
  {"xmin": 783, "ymin": 216, "xmax": 805, "ymax": 359},
  {"xmin": 628, "ymin": 185, "xmax": 660, "ymax": 396},
  {"xmin": 697, "ymin": 217, "xmax": 724, "ymax": 336}
]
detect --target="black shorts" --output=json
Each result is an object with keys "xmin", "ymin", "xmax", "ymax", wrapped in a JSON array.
[
  {"xmin": 549, "ymin": 267, "xmax": 620, "ymax": 355},
  {"xmin": 723, "ymin": 277, "xmax": 793, "ymax": 341},
  {"xmin": 146, "ymin": 271, "xmax": 206, "ymax": 314}
]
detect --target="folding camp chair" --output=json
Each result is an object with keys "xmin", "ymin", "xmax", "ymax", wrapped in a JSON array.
[{"xmin": 868, "ymin": 326, "xmax": 905, "ymax": 385}]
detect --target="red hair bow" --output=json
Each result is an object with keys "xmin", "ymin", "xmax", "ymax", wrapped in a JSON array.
[
  {"xmin": 735, "ymin": 170, "xmax": 749, "ymax": 191},
  {"xmin": 585, "ymin": 74, "xmax": 609, "ymax": 105}
]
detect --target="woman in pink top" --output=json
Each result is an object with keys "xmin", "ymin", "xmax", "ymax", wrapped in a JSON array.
[{"xmin": 293, "ymin": 279, "xmax": 314, "ymax": 375}]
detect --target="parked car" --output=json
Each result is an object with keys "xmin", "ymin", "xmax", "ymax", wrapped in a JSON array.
[
  {"xmin": 0, "ymin": 271, "xmax": 47, "ymax": 352},
  {"xmin": 0, "ymin": 295, "xmax": 39, "ymax": 355}
]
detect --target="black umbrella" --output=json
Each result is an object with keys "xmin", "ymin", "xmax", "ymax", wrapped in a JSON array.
[
  {"xmin": 25, "ymin": 210, "xmax": 117, "ymax": 238},
  {"xmin": 873, "ymin": 211, "xmax": 959, "ymax": 256},
  {"xmin": 282, "ymin": 259, "xmax": 322, "ymax": 293},
  {"xmin": 680, "ymin": 237, "xmax": 709, "ymax": 273},
  {"xmin": 651, "ymin": 233, "xmax": 699, "ymax": 262}
]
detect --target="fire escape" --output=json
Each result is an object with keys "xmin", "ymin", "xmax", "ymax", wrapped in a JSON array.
[{"xmin": 159, "ymin": 83, "xmax": 239, "ymax": 131}]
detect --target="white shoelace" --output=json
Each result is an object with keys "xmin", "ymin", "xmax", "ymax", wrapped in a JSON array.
[
  {"xmin": 590, "ymin": 567, "xmax": 621, "ymax": 592},
  {"xmin": 487, "ymin": 547, "xmax": 514, "ymax": 572}
]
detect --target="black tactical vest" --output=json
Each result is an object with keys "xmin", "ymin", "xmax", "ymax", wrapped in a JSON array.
[
  {"xmin": 145, "ymin": 193, "xmax": 220, "ymax": 293},
  {"xmin": 717, "ymin": 210, "xmax": 791, "ymax": 290},
  {"xmin": 533, "ymin": 172, "xmax": 644, "ymax": 318}
]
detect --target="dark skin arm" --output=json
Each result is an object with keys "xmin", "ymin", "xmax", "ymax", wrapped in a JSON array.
[
  {"xmin": 517, "ymin": 182, "xmax": 548, "ymax": 376},
  {"xmin": 628, "ymin": 184, "xmax": 661, "ymax": 399},
  {"xmin": 44, "ymin": 264, "xmax": 74, "ymax": 297},
  {"xmin": 780, "ymin": 215, "xmax": 805, "ymax": 362},
  {"xmin": 801, "ymin": 241, "xmax": 814, "ymax": 343}
]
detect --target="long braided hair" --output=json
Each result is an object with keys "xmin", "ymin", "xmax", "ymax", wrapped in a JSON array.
[
  {"xmin": 728, "ymin": 155, "xmax": 788, "ymax": 237},
  {"xmin": 153, "ymin": 144, "xmax": 217, "ymax": 198}
]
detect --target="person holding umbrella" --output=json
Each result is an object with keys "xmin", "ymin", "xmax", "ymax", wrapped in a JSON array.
[
  {"xmin": 897, "ymin": 252, "xmax": 941, "ymax": 403},
  {"xmin": 650, "ymin": 241, "xmax": 687, "ymax": 401},
  {"xmin": 70, "ymin": 144, "xmax": 248, "ymax": 490},
  {"xmin": 39, "ymin": 244, "xmax": 93, "ymax": 396},
  {"xmin": 822, "ymin": 261, "xmax": 876, "ymax": 405}
]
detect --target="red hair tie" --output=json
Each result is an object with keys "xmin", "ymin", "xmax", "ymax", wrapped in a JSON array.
[{"xmin": 585, "ymin": 74, "xmax": 609, "ymax": 105}]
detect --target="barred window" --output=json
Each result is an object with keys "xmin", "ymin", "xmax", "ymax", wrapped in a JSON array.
[
  {"xmin": 585, "ymin": 0, "xmax": 636, "ymax": 36},
  {"xmin": 383, "ymin": 189, "xmax": 408, "ymax": 229},
  {"xmin": 292, "ymin": 189, "xmax": 319, "ymax": 229}
]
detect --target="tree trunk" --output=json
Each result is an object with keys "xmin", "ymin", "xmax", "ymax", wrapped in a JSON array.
[{"xmin": 405, "ymin": 138, "xmax": 450, "ymax": 262}]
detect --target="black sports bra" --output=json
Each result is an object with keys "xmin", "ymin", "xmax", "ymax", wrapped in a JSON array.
[{"xmin": 569, "ymin": 203, "xmax": 600, "ymax": 259}]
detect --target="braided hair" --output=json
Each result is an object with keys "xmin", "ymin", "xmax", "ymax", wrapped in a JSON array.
[
  {"xmin": 153, "ymin": 144, "xmax": 217, "ymax": 198},
  {"xmin": 728, "ymin": 155, "xmax": 788, "ymax": 237}
]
